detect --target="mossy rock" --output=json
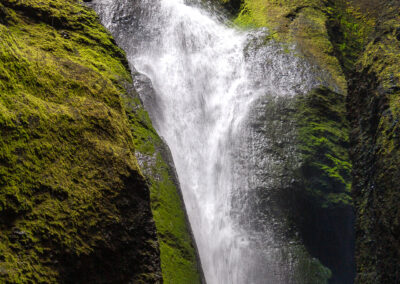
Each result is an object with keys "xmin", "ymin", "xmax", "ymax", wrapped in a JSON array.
[
  {"xmin": 0, "ymin": 0, "xmax": 162, "ymax": 282},
  {"xmin": 296, "ymin": 87, "xmax": 352, "ymax": 207},
  {"xmin": 233, "ymin": 0, "xmax": 346, "ymax": 92},
  {"xmin": 345, "ymin": 1, "xmax": 400, "ymax": 282},
  {"xmin": 122, "ymin": 89, "xmax": 203, "ymax": 284},
  {"xmin": 225, "ymin": 0, "xmax": 355, "ymax": 281}
]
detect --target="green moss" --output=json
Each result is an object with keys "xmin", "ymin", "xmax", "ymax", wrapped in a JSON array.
[
  {"xmin": 359, "ymin": 27, "xmax": 400, "ymax": 89},
  {"xmin": 326, "ymin": 0, "xmax": 376, "ymax": 74},
  {"xmin": 0, "ymin": 0, "xmax": 162, "ymax": 282},
  {"xmin": 123, "ymin": 95, "xmax": 202, "ymax": 284},
  {"xmin": 234, "ymin": 0, "xmax": 346, "ymax": 92},
  {"xmin": 0, "ymin": 0, "xmax": 202, "ymax": 282},
  {"xmin": 296, "ymin": 87, "xmax": 352, "ymax": 207},
  {"xmin": 345, "ymin": 3, "xmax": 400, "ymax": 282}
]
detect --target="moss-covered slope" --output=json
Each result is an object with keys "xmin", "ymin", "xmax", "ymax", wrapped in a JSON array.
[
  {"xmin": 122, "ymin": 84, "xmax": 203, "ymax": 284},
  {"xmin": 342, "ymin": 1, "xmax": 400, "ymax": 282},
  {"xmin": 0, "ymin": 0, "xmax": 162, "ymax": 282}
]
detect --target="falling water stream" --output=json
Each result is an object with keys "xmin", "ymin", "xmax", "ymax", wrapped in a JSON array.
[{"xmin": 91, "ymin": 0, "xmax": 328, "ymax": 283}]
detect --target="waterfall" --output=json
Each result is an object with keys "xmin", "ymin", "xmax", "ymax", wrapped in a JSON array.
[{"xmin": 91, "ymin": 0, "xmax": 328, "ymax": 283}]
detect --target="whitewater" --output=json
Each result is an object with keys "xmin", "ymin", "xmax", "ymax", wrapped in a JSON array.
[{"xmin": 91, "ymin": 0, "xmax": 323, "ymax": 282}]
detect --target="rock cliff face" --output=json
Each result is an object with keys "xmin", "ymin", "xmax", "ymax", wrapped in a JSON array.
[
  {"xmin": 0, "ymin": 0, "xmax": 166, "ymax": 282},
  {"xmin": 222, "ymin": 1, "xmax": 355, "ymax": 282},
  {"xmin": 301, "ymin": 0, "xmax": 400, "ymax": 282},
  {"xmin": 343, "ymin": 1, "xmax": 400, "ymax": 282},
  {"xmin": 220, "ymin": 0, "xmax": 400, "ymax": 282}
]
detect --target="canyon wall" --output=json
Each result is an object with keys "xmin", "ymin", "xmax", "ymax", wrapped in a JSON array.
[{"xmin": 1, "ymin": 0, "xmax": 399, "ymax": 282}]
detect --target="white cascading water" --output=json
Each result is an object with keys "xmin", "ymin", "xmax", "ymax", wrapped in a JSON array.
[{"xmin": 91, "ymin": 0, "xmax": 327, "ymax": 283}]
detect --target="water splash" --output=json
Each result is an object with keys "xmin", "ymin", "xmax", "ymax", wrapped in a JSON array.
[{"xmin": 91, "ymin": 0, "xmax": 325, "ymax": 282}]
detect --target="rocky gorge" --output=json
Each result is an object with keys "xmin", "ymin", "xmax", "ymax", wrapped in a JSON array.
[{"xmin": 0, "ymin": 0, "xmax": 399, "ymax": 283}]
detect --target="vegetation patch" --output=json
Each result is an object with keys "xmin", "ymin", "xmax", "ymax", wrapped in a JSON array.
[
  {"xmin": 296, "ymin": 87, "xmax": 352, "ymax": 207},
  {"xmin": 233, "ymin": 0, "xmax": 346, "ymax": 92},
  {"xmin": 0, "ymin": 0, "xmax": 162, "ymax": 282},
  {"xmin": 123, "ymin": 94, "xmax": 202, "ymax": 284}
]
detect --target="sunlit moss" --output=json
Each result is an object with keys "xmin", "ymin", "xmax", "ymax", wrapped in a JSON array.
[
  {"xmin": 123, "ymin": 94, "xmax": 202, "ymax": 284},
  {"xmin": 0, "ymin": 0, "xmax": 152, "ymax": 282},
  {"xmin": 0, "ymin": 0, "xmax": 202, "ymax": 282},
  {"xmin": 233, "ymin": 0, "xmax": 346, "ymax": 92}
]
